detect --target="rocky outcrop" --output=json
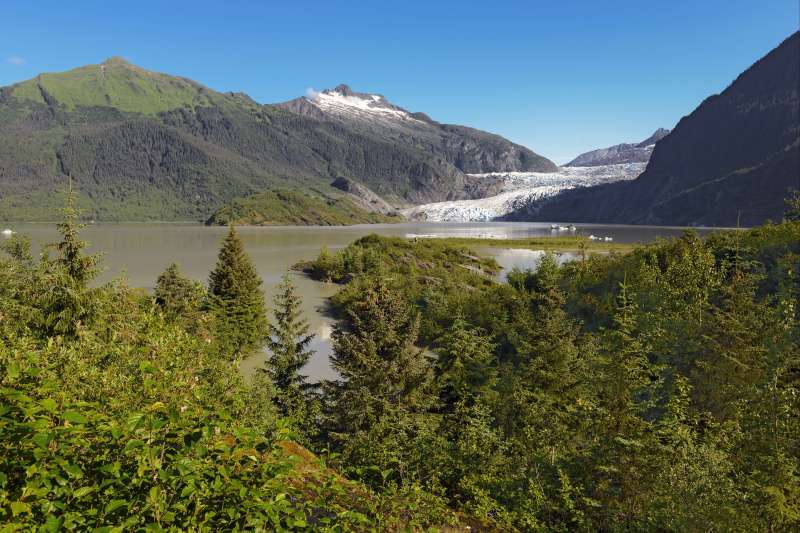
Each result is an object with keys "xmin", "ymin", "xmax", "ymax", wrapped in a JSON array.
[
  {"xmin": 330, "ymin": 176, "xmax": 399, "ymax": 215},
  {"xmin": 566, "ymin": 128, "xmax": 670, "ymax": 167},
  {"xmin": 508, "ymin": 32, "xmax": 800, "ymax": 227}
]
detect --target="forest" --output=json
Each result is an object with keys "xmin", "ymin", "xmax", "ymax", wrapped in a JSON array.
[{"xmin": 1, "ymin": 191, "xmax": 799, "ymax": 531}]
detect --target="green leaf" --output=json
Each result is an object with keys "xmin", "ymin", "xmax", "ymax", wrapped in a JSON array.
[
  {"xmin": 73, "ymin": 486, "xmax": 95, "ymax": 499},
  {"xmin": 32, "ymin": 432, "xmax": 52, "ymax": 448},
  {"xmin": 7, "ymin": 363, "xmax": 20, "ymax": 381},
  {"xmin": 123, "ymin": 439, "xmax": 145, "ymax": 453},
  {"xmin": 63, "ymin": 411, "xmax": 88, "ymax": 424},
  {"xmin": 40, "ymin": 398, "xmax": 58, "ymax": 413},
  {"xmin": 104, "ymin": 499, "xmax": 128, "ymax": 515},
  {"xmin": 63, "ymin": 463, "xmax": 84, "ymax": 478},
  {"xmin": 10, "ymin": 501, "xmax": 29, "ymax": 516},
  {"xmin": 44, "ymin": 514, "xmax": 63, "ymax": 533},
  {"xmin": 126, "ymin": 412, "xmax": 146, "ymax": 431}
]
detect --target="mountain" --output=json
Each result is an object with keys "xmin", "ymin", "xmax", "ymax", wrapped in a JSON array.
[
  {"xmin": 276, "ymin": 84, "xmax": 557, "ymax": 195},
  {"xmin": 506, "ymin": 32, "xmax": 800, "ymax": 227},
  {"xmin": 0, "ymin": 59, "xmax": 556, "ymax": 222},
  {"xmin": 566, "ymin": 128, "xmax": 670, "ymax": 167}
]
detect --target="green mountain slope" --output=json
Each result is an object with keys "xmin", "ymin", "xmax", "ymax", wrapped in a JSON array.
[
  {"xmin": 9, "ymin": 57, "xmax": 228, "ymax": 114},
  {"xmin": 0, "ymin": 58, "xmax": 556, "ymax": 222},
  {"xmin": 205, "ymin": 188, "xmax": 401, "ymax": 226}
]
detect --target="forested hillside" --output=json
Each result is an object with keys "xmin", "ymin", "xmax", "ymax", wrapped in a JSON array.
[
  {"xmin": 0, "ymin": 58, "xmax": 554, "ymax": 222},
  {"xmin": 2, "ymin": 192, "xmax": 798, "ymax": 530}
]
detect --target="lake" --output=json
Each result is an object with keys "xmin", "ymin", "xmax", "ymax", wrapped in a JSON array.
[{"xmin": 5, "ymin": 221, "xmax": 715, "ymax": 381}]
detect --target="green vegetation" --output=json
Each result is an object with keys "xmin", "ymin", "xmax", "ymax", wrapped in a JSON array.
[
  {"xmin": 206, "ymin": 189, "xmax": 401, "ymax": 226},
  {"xmin": 206, "ymin": 225, "xmax": 269, "ymax": 360},
  {"xmin": 154, "ymin": 263, "xmax": 205, "ymax": 322},
  {"xmin": 10, "ymin": 57, "xmax": 229, "ymax": 115},
  {"xmin": 301, "ymin": 222, "xmax": 800, "ymax": 531},
  {"xmin": 419, "ymin": 235, "xmax": 637, "ymax": 253},
  {"xmin": 3, "ymin": 190, "xmax": 798, "ymax": 530},
  {"xmin": 264, "ymin": 275, "xmax": 319, "ymax": 436},
  {"xmin": 0, "ymin": 200, "xmax": 468, "ymax": 530}
]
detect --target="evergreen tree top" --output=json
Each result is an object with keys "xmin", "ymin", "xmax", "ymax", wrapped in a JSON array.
[{"xmin": 209, "ymin": 225, "xmax": 262, "ymax": 299}]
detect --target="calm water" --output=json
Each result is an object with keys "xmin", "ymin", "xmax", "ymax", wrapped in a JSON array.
[{"xmin": 5, "ymin": 222, "xmax": 715, "ymax": 380}]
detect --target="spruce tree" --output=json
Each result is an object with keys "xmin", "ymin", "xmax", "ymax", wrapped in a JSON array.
[
  {"xmin": 326, "ymin": 281, "xmax": 437, "ymax": 484},
  {"xmin": 435, "ymin": 317, "xmax": 497, "ymax": 410},
  {"xmin": 587, "ymin": 280, "xmax": 661, "ymax": 527},
  {"xmin": 207, "ymin": 225, "xmax": 268, "ymax": 359},
  {"xmin": 264, "ymin": 274, "xmax": 315, "ymax": 417},
  {"xmin": 55, "ymin": 182, "xmax": 100, "ymax": 287},
  {"xmin": 40, "ymin": 183, "xmax": 102, "ymax": 336},
  {"xmin": 154, "ymin": 263, "xmax": 204, "ymax": 321}
]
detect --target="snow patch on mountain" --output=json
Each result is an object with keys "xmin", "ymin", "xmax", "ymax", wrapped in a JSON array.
[
  {"xmin": 306, "ymin": 86, "xmax": 423, "ymax": 124},
  {"xmin": 402, "ymin": 163, "xmax": 646, "ymax": 222}
]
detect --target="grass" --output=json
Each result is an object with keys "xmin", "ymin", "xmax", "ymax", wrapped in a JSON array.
[
  {"xmin": 417, "ymin": 235, "xmax": 638, "ymax": 254},
  {"xmin": 10, "ymin": 57, "xmax": 230, "ymax": 115}
]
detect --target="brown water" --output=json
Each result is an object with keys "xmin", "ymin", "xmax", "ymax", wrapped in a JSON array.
[{"xmin": 5, "ymin": 222, "xmax": 715, "ymax": 380}]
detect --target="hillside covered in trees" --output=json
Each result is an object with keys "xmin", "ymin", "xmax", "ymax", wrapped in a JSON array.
[
  {"xmin": 0, "ymin": 57, "xmax": 554, "ymax": 222},
  {"xmin": 1, "ymin": 192, "xmax": 799, "ymax": 530}
]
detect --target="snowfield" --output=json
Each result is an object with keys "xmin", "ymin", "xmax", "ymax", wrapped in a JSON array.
[
  {"xmin": 308, "ymin": 88, "xmax": 423, "ymax": 124},
  {"xmin": 402, "ymin": 163, "xmax": 646, "ymax": 222}
]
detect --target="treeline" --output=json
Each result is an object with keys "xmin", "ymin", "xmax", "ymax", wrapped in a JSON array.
[
  {"xmin": 294, "ymin": 199, "xmax": 800, "ymax": 530},
  {"xmin": 2, "ymin": 190, "xmax": 799, "ymax": 530},
  {"xmin": 0, "ymin": 190, "xmax": 460, "ymax": 530}
]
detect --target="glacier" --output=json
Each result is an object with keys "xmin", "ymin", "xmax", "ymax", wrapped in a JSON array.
[{"xmin": 402, "ymin": 163, "xmax": 646, "ymax": 222}]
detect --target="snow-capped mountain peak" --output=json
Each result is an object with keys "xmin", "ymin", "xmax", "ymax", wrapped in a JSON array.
[{"xmin": 304, "ymin": 84, "xmax": 423, "ymax": 123}]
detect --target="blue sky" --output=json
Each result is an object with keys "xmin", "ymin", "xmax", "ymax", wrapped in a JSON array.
[{"xmin": 2, "ymin": 1, "xmax": 797, "ymax": 163}]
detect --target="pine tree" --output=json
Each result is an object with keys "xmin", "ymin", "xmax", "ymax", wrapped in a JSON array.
[
  {"xmin": 325, "ymin": 281, "xmax": 437, "ymax": 484},
  {"xmin": 154, "ymin": 263, "xmax": 204, "ymax": 321},
  {"xmin": 54, "ymin": 182, "xmax": 100, "ymax": 287},
  {"xmin": 264, "ymin": 274, "xmax": 315, "ymax": 417},
  {"xmin": 39, "ymin": 184, "xmax": 102, "ymax": 336},
  {"xmin": 435, "ymin": 317, "xmax": 496, "ymax": 410},
  {"xmin": 207, "ymin": 225, "xmax": 268, "ymax": 359},
  {"xmin": 587, "ymin": 279, "xmax": 661, "ymax": 527}
]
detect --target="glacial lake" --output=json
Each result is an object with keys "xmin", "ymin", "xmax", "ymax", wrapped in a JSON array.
[{"xmin": 6, "ymin": 222, "xmax": 718, "ymax": 381}]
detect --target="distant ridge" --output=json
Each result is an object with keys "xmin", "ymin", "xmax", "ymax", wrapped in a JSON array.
[
  {"xmin": 566, "ymin": 128, "xmax": 670, "ymax": 167},
  {"xmin": 507, "ymin": 32, "xmax": 800, "ymax": 227}
]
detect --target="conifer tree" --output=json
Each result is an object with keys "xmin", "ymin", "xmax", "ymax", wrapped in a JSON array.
[
  {"xmin": 40, "ymin": 183, "xmax": 102, "ymax": 336},
  {"xmin": 207, "ymin": 225, "xmax": 268, "ymax": 359},
  {"xmin": 264, "ymin": 274, "xmax": 315, "ymax": 417},
  {"xmin": 600, "ymin": 280, "xmax": 657, "ymax": 432},
  {"xmin": 784, "ymin": 189, "xmax": 800, "ymax": 222},
  {"xmin": 154, "ymin": 263, "xmax": 204, "ymax": 321},
  {"xmin": 587, "ymin": 280, "xmax": 661, "ymax": 527},
  {"xmin": 55, "ymin": 182, "xmax": 100, "ymax": 287},
  {"xmin": 435, "ymin": 317, "xmax": 497, "ymax": 410},
  {"xmin": 326, "ymin": 281, "xmax": 437, "ymax": 484}
]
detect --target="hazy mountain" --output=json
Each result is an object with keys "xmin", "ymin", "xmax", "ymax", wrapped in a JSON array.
[
  {"xmin": 0, "ymin": 59, "xmax": 555, "ymax": 221},
  {"xmin": 506, "ymin": 32, "xmax": 800, "ymax": 227},
  {"xmin": 566, "ymin": 128, "xmax": 670, "ymax": 167}
]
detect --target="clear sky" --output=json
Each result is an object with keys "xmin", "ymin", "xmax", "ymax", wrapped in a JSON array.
[{"xmin": 2, "ymin": 0, "xmax": 797, "ymax": 163}]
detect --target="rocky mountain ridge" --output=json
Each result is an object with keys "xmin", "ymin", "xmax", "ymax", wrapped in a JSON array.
[
  {"xmin": 507, "ymin": 32, "xmax": 800, "ymax": 227},
  {"xmin": 566, "ymin": 128, "xmax": 670, "ymax": 167}
]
